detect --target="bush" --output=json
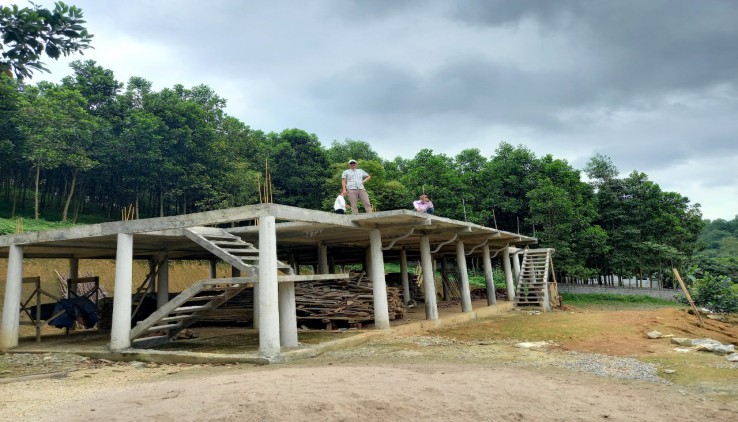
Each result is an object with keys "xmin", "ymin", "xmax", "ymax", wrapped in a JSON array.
[{"xmin": 679, "ymin": 272, "xmax": 738, "ymax": 313}]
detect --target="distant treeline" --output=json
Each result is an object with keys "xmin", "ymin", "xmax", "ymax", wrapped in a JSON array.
[{"xmin": 0, "ymin": 61, "xmax": 726, "ymax": 284}]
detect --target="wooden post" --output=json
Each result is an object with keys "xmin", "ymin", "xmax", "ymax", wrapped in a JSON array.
[{"xmin": 672, "ymin": 268, "xmax": 705, "ymax": 328}]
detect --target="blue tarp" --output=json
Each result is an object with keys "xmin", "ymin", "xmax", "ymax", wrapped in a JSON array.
[{"xmin": 48, "ymin": 297, "xmax": 99, "ymax": 329}]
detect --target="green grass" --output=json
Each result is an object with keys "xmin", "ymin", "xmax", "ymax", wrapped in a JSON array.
[
  {"xmin": 561, "ymin": 292, "xmax": 680, "ymax": 309},
  {"xmin": 0, "ymin": 217, "xmax": 80, "ymax": 235}
]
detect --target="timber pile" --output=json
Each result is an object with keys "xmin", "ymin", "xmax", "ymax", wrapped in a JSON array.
[
  {"xmin": 198, "ymin": 286, "xmax": 254, "ymax": 325},
  {"xmin": 295, "ymin": 275, "xmax": 405, "ymax": 323}
]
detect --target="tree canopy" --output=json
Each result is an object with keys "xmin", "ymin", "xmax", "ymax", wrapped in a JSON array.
[
  {"xmin": 0, "ymin": 59, "xmax": 722, "ymax": 286},
  {"xmin": 1, "ymin": 1, "xmax": 93, "ymax": 80}
]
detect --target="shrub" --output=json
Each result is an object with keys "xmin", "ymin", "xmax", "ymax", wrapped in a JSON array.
[{"xmin": 679, "ymin": 272, "xmax": 738, "ymax": 313}]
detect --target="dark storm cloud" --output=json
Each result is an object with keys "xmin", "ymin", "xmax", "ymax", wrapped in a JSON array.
[
  {"xmin": 450, "ymin": 0, "xmax": 738, "ymax": 95},
  {"xmin": 13, "ymin": 0, "xmax": 737, "ymax": 218}
]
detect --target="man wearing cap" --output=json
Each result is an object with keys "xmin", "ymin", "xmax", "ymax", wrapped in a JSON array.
[{"xmin": 341, "ymin": 160, "xmax": 372, "ymax": 213}]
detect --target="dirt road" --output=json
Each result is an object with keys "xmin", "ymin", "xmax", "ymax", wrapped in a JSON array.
[{"xmin": 2, "ymin": 306, "xmax": 737, "ymax": 421}]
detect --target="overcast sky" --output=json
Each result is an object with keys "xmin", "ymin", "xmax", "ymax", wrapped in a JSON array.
[{"xmin": 5, "ymin": 0, "xmax": 737, "ymax": 220}]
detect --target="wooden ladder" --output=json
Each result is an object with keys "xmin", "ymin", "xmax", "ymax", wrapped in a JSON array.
[{"xmin": 513, "ymin": 248, "xmax": 556, "ymax": 311}]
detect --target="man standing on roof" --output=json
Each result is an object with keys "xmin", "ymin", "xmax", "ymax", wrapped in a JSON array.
[{"xmin": 341, "ymin": 159, "xmax": 372, "ymax": 213}]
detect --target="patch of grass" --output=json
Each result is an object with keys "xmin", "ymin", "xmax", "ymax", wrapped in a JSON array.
[
  {"xmin": 0, "ymin": 217, "xmax": 79, "ymax": 235},
  {"xmin": 561, "ymin": 293, "xmax": 679, "ymax": 310}
]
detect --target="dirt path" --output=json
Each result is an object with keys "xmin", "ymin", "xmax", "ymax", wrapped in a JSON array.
[
  {"xmin": 1, "ymin": 360, "xmax": 735, "ymax": 422},
  {"xmin": 2, "ymin": 306, "xmax": 737, "ymax": 421}
]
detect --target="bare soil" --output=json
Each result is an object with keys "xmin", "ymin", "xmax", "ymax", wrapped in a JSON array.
[{"xmin": 1, "ymin": 304, "xmax": 737, "ymax": 421}]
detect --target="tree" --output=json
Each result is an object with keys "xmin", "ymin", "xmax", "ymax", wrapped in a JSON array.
[
  {"xmin": 326, "ymin": 138, "xmax": 380, "ymax": 164},
  {"xmin": 1, "ymin": 2, "xmax": 93, "ymax": 80},
  {"xmin": 19, "ymin": 82, "xmax": 96, "ymax": 220}
]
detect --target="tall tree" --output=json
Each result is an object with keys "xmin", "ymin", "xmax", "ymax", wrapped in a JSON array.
[
  {"xmin": 1, "ymin": 2, "xmax": 93, "ymax": 80},
  {"xmin": 19, "ymin": 82, "xmax": 95, "ymax": 220}
]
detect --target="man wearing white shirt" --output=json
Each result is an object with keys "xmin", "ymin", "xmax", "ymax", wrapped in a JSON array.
[{"xmin": 341, "ymin": 159, "xmax": 372, "ymax": 214}]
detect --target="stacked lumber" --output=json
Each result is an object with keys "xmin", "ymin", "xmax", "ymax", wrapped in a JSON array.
[
  {"xmin": 199, "ymin": 287, "xmax": 254, "ymax": 324},
  {"xmin": 295, "ymin": 275, "xmax": 405, "ymax": 323}
]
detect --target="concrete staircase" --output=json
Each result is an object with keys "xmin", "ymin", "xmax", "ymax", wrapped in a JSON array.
[
  {"xmin": 130, "ymin": 226, "xmax": 294, "ymax": 347},
  {"xmin": 513, "ymin": 248, "xmax": 557, "ymax": 311},
  {"xmin": 130, "ymin": 279, "xmax": 251, "ymax": 347}
]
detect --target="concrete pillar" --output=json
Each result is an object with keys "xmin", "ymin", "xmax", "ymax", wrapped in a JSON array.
[
  {"xmin": 288, "ymin": 253, "xmax": 298, "ymax": 274},
  {"xmin": 209, "ymin": 260, "xmax": 217, "ymax": 279},
  {"xmin": 69, "ymin": 258, "xmax": 79, "ymax": 280},
  {"xmin": 68, "ymin": 257, "xmax": 80, "ymax": 297},
  {"xmin": 318, "ymin": 242, "xmax": 329, "ymax": 274},
  {"xmin": 258, "ymin": 215, "xmax": 281, "ymax": 358},
  {"xmin": 420, "ymin": 236, "xmax": 438, "ymax": 320},
  {"xmin": 503, "ymin": 247, "xmax": 515, "ymax": 301},
  {"xmin": 512, "ymin": 249, "xmax": 521, "ymax": 283},
  {"xmin": 328, "ymin": 255, "xmax": 336, "ymax": 274},
  {"xmin": 400, "ymin": 249, "xmax": 410, "ymax": 305},
  {"xmin": 440, "ymin": 258, "xmax": 449, "ymax": 301},
  {"xmin": 365, "ymin": 247, "xmax": 372, "ymax": 280},
  {"xmin": 157, "ymin": 251, "xmax": 169, "ymax": 309},
  {"xmin": 1, "ymin": 245, "xmax": 24, "ymax": 349},
  {"xmin": 252, "ymin": 283, "xmax": 259, "ymax": 331},
  {"xmin": 279, "ymin": 282, "xmax": 298, "ymax": 347},
  {"xmin": 483, "ymin": 244, "xmax": 497, "ymax": 305},
  {"xmin": 456, "ymin": 240, "xmax": 472, "ymax": 312},
  {"xmin": 147, "ymin": 258, "xmax": 157, "ymax": 293},
  {"xmin": 369, "ymin": 229, "xmax": 390, "ymax": 329},
  {"xmin": 110, "ymin": 233, "xmax": 134, "ymax": 351}
]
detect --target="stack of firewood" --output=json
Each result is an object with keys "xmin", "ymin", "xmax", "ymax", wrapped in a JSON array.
[{"xmin": 295, "ymin": 275, "xmax": 405, "ymax": 322}]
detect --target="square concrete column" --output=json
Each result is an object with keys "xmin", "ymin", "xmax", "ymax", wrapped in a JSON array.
[
  {"xmin": 1, "ymin": 245, "xmax": 24, "ymax": 349},
  {"xmin": 157, "ymin": 251, "xmax": 169, "ymax": 309},
  {"xmin": 400, "ymin": 249, "xmax": 410, "ymax": 305},
  {"xmin": 503, "ymin": 246, "xmax": 515, "ymax": 301},
  {"xmin": 456, "ymin": 240, "xmax": 473, "ymax": 312},
  {"xmin": 318, "ymin": 242, "xmax": 329, "ymax": 274},
  {"xmin": 420, "ymin": 235, "xmax": 438, "ymax": 320},
  {"xmin": 258, "ymin": 215, "xmax": 281, "ymax": 358},
  {"xmin": 512, "ymin": 249, "xmax": 521, "ymax": 283},
  {"xmin": 111, "ymin": 233, "xmax": 134, "ymax": 351},
  {"xmin": 483, "ymin": 244, "xmax": 497, "ymax": 305},
  {"xmin": 279, "ymin": 281, "xmax": 298, "ymax": 347},
  {"xmin": 369, "ymin": 229, "xmax": 390, "ymax": 329}
]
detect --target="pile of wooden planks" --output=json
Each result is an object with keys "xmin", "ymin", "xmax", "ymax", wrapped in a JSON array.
[{"xmin": 295, "ymin": 274, "xmax": 405, "ymax": 324}]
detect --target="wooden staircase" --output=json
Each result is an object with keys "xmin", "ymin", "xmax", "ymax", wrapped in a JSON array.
[
  {"xmin": 513, "ymin": 248, "xmax": 558, "ymax": 311},
  {"xmin": 129, "ymin": 226, "xmax": 294, "ymax": 347}
]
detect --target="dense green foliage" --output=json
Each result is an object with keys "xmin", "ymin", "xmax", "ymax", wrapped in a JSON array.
[
  {"xmin": 678, "ymin": 272, "xmax": 738, "ymax": 313},
  {"xmin": 0, "ymin": 54, "xmax": 730, "ymax": 289},
  {"xmin": 694, "ymin": 217, "xmax": 738, "ymax": 281},
  {"xmin": 1, "ymin": 2, "xmax": 93, "ymax": 80}
]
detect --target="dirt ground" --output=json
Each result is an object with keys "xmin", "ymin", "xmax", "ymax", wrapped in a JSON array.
[{"xmin": 1, "ymin": 303, "xmax": 737, "ymax": 421}]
